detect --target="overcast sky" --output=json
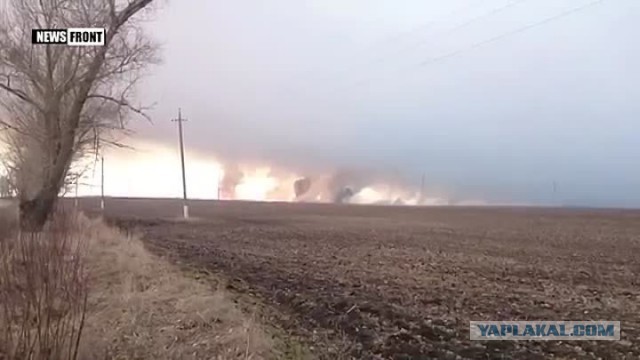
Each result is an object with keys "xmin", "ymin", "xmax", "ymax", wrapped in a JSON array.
[{"xmin": 126, "ymin": 0, "xmax": 639, "ymax": 207}]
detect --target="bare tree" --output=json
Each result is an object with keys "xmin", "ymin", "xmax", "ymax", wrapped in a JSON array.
[{"xmin": 0, "ymin": 0, "xmax": 159, "ymax": 231}]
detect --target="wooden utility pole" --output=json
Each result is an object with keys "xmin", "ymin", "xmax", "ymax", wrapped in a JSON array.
[
  {"xmin": 217, "ymin": 171, "xmax": 221, "ymax": 200},
  {"xmin": 420, "ymin": 173, "xmax": 425, "ymax": 202},
  {"xmin": 172, "ymin": 108, "xmax": 189, "ymax": 219}
]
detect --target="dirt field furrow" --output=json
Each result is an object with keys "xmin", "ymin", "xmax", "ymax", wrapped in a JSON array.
[{"xmin": 92, "ymin": 199, "xmax": 640, "ymax": 359}]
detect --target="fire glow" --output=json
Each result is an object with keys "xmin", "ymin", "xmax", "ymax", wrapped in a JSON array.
[
  {"xmin": 233, "ymin": 169, "xmax": 279, "ymax": 201},
  {"xmin": 73, "ymin": 142, "xmax": 457, "ymax": 206}
]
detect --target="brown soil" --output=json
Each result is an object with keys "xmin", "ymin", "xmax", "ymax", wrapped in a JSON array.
[{"xmin": 86, "ymin": 198, "xmax": 640, "ymax": 360}]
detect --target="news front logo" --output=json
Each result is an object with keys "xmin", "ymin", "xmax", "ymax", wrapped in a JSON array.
[
  {"xmin": 31, "ymin": 28, "xmax": 105, "ymax": 46},
  {"xmin": 470, "ymin": 321, "xmax": 620, "ymax": 341}
]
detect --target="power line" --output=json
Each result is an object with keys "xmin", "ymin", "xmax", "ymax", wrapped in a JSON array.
[
  {"xmin": 377, "ymin": 0, "xmax": 485, "ymax": 46},
  {"xmin": 309, "ymin": 0, "xmax": 534, "ymax": 96},
  {"xmin": 417, "ymin": 0, "xmax": 605, "ymax": 67},
  {"xmin": 366, "ymin": 0, "xmax": 491, "ymax": 62},
  {"xmin": 341, "ymin": 0, "xmax": 605, "ymax": 92},
  {"xmin": 283, "ymin": 0, "xmax": 485, "ymax": 93},
  {"xmin": 372, "ymin": 0, "xmax": 530, "ymax": 66}
]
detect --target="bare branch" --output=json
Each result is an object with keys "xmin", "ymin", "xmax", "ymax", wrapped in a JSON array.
[
  {"xmin": 86, "ymin": 93, "xmax": 151, "ymax": 122},
  {"xmin": 0, "ymin": 0, "xmax": 158, "ymax": 230},
  {"xmin": 0, "ymin": 83, "xmax": 42, "ymax": 111},
  {"xmin": 115, "ymin": 0, "xmax": 153, "ymax": 29}
]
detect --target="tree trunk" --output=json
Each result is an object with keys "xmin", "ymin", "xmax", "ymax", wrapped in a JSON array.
[{"xmin": 19, "ymin": 191, "xmax": 57, "ymax": 232}]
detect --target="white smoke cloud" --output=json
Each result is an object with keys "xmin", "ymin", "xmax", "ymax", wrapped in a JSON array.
[{"xmin": 73, "ymin": 140, "xmax": 529, "ymax": 207}]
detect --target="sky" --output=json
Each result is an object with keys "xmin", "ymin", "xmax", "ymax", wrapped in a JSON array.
[{"xmin": 79, "ymin": 0, "xmax": 639, "ymax": 207}]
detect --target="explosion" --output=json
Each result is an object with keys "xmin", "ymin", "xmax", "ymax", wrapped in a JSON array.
[
  {"xmin": 217, "ymin": 165, "xmax": 449, "ymax": 206},
  {"xmin": 234, "ymin": 168, "xmax": 278, "ymax": 201},
  {"xmin": 73, "ymin": 142, "xmax": 455, "ymax": 206}
]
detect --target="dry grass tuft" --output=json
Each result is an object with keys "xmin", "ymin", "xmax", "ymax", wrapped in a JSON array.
[
  {"xmin": 78, "ymin": 217, "xmax": 272, "ymax": 360},
  {"xmin": 0, "ymin": 210, "xmax": 89, "ymax": 360}
]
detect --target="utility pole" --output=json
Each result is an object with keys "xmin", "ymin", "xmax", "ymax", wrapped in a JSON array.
[
  {"xmin": 172, "ymin": 108, "xmax": 189, "ymax": 219},
  {"xmin": 217, "ymin": 171, "xmax": 221, "ymax": 200},
  {"xmin": 420, "ymin": 173, "xmax": 425, "ymax": 202},
  {"xmin": 100, "ymin": 156, "xmax": 105, "ymax": 211}
]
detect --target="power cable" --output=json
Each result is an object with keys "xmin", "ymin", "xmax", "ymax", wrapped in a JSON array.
[
  {"xmin": 283, "ymin": 0, "xmax": 485, "ymax": 91},
  {"xmin": 417, "ymin": 0, "xmax": 605, "ymax": 68},
  {"xmin": 294, "ymin": 0, "xmax": 534, "ymax": 96},
  {"xmin": 341, "ymin": 0, "xmax": 605, "ymax": 92},
  {"xmin": 370, "ymin": 0, "xmax": 531, "ymax": 66}
]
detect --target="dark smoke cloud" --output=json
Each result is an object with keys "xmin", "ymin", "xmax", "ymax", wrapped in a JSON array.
[
  {"xmin": 219, "ymin": 164, "xmax": 243, "ymax": 199},
  {"xmin": 293, "ymin": 177, "xmax": 312, "ymax": 198},
  {"xmin": 325, "ymin": 169, "xmax": 373, "ymax": 203}
]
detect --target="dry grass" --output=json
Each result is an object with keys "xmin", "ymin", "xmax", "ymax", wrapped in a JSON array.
[
  {"xmin": 77, "ymin": 217, "xmax": 273, "ymax": 360},
  {"xmin": 0, "ymin": 201, "xmax": 274, "ymax": 360},
  {"xmin": 0, "ymin": 209, "xmax": 88, "ymax": 360}
]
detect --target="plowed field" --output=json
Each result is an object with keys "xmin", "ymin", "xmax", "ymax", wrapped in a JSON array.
[{"xmin": 91, "ymin": 198, "xmax": 640, "ymax": 359}]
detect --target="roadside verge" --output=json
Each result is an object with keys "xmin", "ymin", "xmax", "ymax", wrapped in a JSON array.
[{"xmin": 79, "ymin": 216, "xmax": 273, "ymax": 359}]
